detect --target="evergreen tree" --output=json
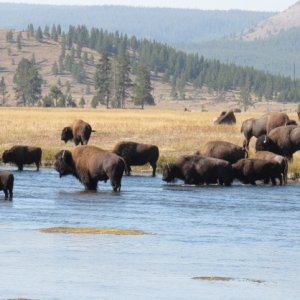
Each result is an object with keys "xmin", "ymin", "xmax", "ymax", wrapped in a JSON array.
[
  {"xmin": 133, "ymin": 64, "xmax": 154, "ymax": 109},
  {"xmin": 57, "ymin": 24, "xmax": 62, "ymax": 36},
  {"xmin": 112, "ymin": 54, "xmax": 132, "ymax": 108},
  {"xmin": 79, "ymin": 96, "xmax": 86, "ymax": 108},
  {"xmin": 16, "ymin": 33, "xmax": 22, "ymax": 51},
  {"xmin": 6, "ymin": 30, "xmax": 13, "ymax": 43},
  {"xmin": 52, "ymin": 61, "xmax": 59, "ymax": 76},
  {"xmin": 94, "ymin": 53, "xmax": 111, "ymax": 108},
  {"xmin": 13, "ymin": 58, "xmax": 42, "ymax": 106},
  {"xmin": 0, "ymin": 77, "xmax": 7, "ymax": 105},
  {"xmin": 44, "ymin": 25, "xmax": 50, "ymax": 38},
  {"xmin": 51, "ymin": 24, "xmax": 58, "ymax": 41},
  {"xmin": 49, "ymin": 85, "xmax": 63, "ymax": 106},
  {"xmin": 36, "ymin": 26, "xmax": 43, "ymax": 42},
  {"xmin": 27, "ymin": 24, "xmax": 34, "ymax": 38}
]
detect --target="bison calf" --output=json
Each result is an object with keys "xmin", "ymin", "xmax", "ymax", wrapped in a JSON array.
[
  {"xmin": 232, "ymin": 158, "xmax": 282, "ymax": 186},
  {"xmin": 55, "ymin": 145, "xmax": 125, "ymax": 192},
  {"xmin": 112, "ymin": 141, "xmax": 159, "ymax": 176},
  {"xmin": 162, "ymin": 155, "xmax": 233, "ymax": 186},
  {"xmin": 2, "ymin": 145, "xmax": 42, "ymax": 171},
  {"xmin": 0, "ymin": 171, "xmax": 14, "ymax": 200},
  {"xmin": 61, "ymin": 119, "xmax": 94, "ymax": 146}
]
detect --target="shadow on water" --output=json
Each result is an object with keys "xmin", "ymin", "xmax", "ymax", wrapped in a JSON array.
[{"xmin": 0, "ymin": 168, "xmax": 299, "ymax": 300}]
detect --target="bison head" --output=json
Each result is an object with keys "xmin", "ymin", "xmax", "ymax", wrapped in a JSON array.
[
  {"xmin": 162, "ymin": 164, "xmax": 177, "ymax": 182},
  {"xmin": 255, "ymin": 135, "xmax": 280, "ymax": 154},
  {"xmin": 54, "ymin": 150, "xmax": 75, "ymax": 177},
  {"xmin": 2, "ymin": 150, "xmax": 13, "ymax": 163},
  {"xmin": 61, "ymin": 127, "xmax": 73, "ymax": 143}
]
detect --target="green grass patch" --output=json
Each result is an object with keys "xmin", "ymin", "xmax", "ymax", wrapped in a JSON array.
[{"xmin": 39, "ymin": 227, "xmax": 148, "ymax": 235}]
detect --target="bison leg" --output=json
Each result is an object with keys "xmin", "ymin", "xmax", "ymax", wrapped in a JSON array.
[
  {"xmin": 35, "ymin": 161, "xmax": 40, "ymax": 171},
  {"xmin": 8, "ymin": 188, "xmax": 13, "ymax": 200},
  {"xmin": 150, "ymin": 162, "xmax": 157, "ymax": 177},
  {"xmin": 271, "ymin": 177, "xmax": 277, "ymax": 186},
  {"xmin": 17, "ymin": 164, "xmax": 23, "ymax": 171},
  {"xmin": 125, "ymin": 165, "xmax": 131, "ymax": 176},
  {"xmin": 4, "ymin": 189, "xmax": 8, "ymax": 200},
  {"xmin": 279, "ymin": 174, "xmax": 283, "ymax": 186}
]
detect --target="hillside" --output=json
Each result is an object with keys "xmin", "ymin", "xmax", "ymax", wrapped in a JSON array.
[
  {"xmin": 242, "ymin": 1, "xmax": 300, "ymax": 40},
  {"xmin": 0, "ymin": 3, "xmax": 273, "ymax": 44}
]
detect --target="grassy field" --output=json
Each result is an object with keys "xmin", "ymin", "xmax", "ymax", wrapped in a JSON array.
[{"xmin": 0, "ymin": 107, "xmax": 299, "ymax": 175}]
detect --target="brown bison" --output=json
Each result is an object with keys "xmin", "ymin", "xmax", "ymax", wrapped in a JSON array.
[
  {"xmin": 162, "ymin": 155, "xmax": 233, "ymax": 186},
  {"xmin": 54, "ymin": 145, "xmax": 125, "ymax": 192},
  {"xmin": 241, "ymin": 112, "xmax": 297, "ymax": 149},
  {"xmin": 232, "ymin": 158, "xmax": 282, "ymax": 185},
  {"xmin": 254, "ymin": 151, "xmax": 288, "ymax": 184},
  {"xmin": 197, "ymin": 141, "xmax": 247, "ymax": 164},
  {"xmin": 2, "ymin": 146, "xmax": 42, "ymax": 171},
  {"xmin": 0, "ymin": 171, "xmax": 14, "ymax": 200},
  {"xmin": 214, "ymin": 110, "xmax": 236, "ymax": 125},
  {"xmin": 112, "ymin": 141, "xmax": 159, "ymax": 176},
  {"xmin": 255, "ymin": 125, "xmax": 300, "ymax": 160},
  {"xmin": 61, "ymin": 119, "xmax": 95, "ymax": 146}
]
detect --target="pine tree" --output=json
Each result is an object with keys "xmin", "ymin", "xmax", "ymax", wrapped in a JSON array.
[
  {"xmin": 44, "ymin": 25, "xmax": 50, "ymax": 38},
  {"xmin": 0, "ymin": 77, "xmax": 7, "ymax": 105},
  {"xmin": 133, "ymin": 64, "xmax": 154, "ymax": 109},
  {"xmin": 16, "ymin": 33, "xmax": 22, "ymax": 51},
  {"xmin": 6, "ymin": 30, "xmax": 13, "ymax": 43},
  {"xmin": 13, "ymin": 58, "xmax": 42, "ymax": 106},
  {"xmin": 52, "ymin": 61, "xmax": 59, "ymax": 76},
  {"xmin": 94, "ymin": 53, "xmax": 111, "ymax": 108},
  {"xmin": 49, "ymin": 85, "xmax": 63, "ymax": 106},
  {"xmin": 79, "ymin": 96, "xmax": 86, "ymax": 108},
  {"xmin": 36, "ymin": 26, "xmax": 43, "ymax": 42},
  {"xmin": 51, "ymin": 24, "xmax": 58, "ymax": 41}
]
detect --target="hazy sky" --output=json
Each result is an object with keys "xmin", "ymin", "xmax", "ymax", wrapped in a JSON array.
[{"xmin": 0, "ymin": 0, "xmax": 297, "ymax": 12}]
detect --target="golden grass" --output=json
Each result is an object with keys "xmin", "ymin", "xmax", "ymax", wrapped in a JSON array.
[
  {"xmin": 0, "ymin": 107, "xmax": 299, "ymax": 175},
  {"xmin": 192, "ymin": 276, "xmax": 266, "ymax": 283},
  {"xmin": 39, "ymin": 227, "xmax": 148, "ymax": 235}
]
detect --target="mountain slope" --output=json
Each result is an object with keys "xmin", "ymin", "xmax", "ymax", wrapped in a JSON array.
[
  {"xmin": 0, "ymin": 3, "xmax": 273, "ymax": 44},
  {"xmin": 242, "ymin": 1, "xmax": 300, "ymax": 40}
]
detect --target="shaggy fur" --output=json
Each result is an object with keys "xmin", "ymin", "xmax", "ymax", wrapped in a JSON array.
[
  {"xmin": 61, "ymin": 119, "xmax": 94, "ymax": 146},
  {"xmin": 232, "ymin": 158, "xmax": 282, "ymax": 185},
  {"xmin": 214, "ymin": 110, "xmax": 236, "ymax": 125},
  {"xmin": 255, "ymin": 151, "xmax": 288, "ymax": 184},
  {"xmin": 162, "ymin": 155, "xmax": 233, "ymax": 186},
  {"xmin": 54, "ymin": 145, "xmax": 125, "ymax": 192},
  {"xmin": 0, "ymin": 171, "xmax": 14, "ymax": 200},
  {"xmin": 2, "ymin": 145, "xmax": 42, "ymax": 171},
  {"xmin": 255, "ymin": 125, "xmax": 299, "ymax": 160},
  {"xmin": 112, "ymin": 141, "xmax": 159, "ymax": 176},
  {"xmin": 198, "ymin": 140, "xmax": 247, "ymax": 164}
]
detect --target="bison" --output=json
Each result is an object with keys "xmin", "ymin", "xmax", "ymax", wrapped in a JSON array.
[
  {"xmin": 214, "ymin": 110, "xmax": 236, "ymax": 125},
  {"xmin": 54, "ymin": 145, "xmax": 125, "ymax": 192},
  {"xmin": 255, "ymin": 125, "xmax": 300, "ymax": 160},
  {"xmin": 112, "ymin": 141, "xmax": 159, "ymax": 176},
  {"xmin": 254, "ymin": 151, "xmax": 288, "ymax": 184},
  {"xmin": 197, "ymin": 141, "xmax": 247, "ymax": 164},
  {"xmin": 162, "ymin": 155, "xmax": 233, "ymax": 186},
  {"xmin": 2, "ymin": 145, "xmax": 42, "ymax": 171},
  {"xmin": 241, "ymin": 112, "xmax": 296, "ymax": 149},
  {"xmin": 61, "ymin": 119, "xmax": 95, "ymax": 146},
  {"xmin": 232, "ymin": 158, "xmax": 282, "ymax": 186},
  {"xmin": 0, "ymin": 171, "xmax": 14, "ymax": 200}
]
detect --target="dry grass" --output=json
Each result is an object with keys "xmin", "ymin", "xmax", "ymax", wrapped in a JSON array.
[
  {"xmin": 0, "ymin": 107, "xmax": 299, "ymax": 174},
  {"xmin": 39, "ymin": 227, "xmax": 148, "ymax": 235}
]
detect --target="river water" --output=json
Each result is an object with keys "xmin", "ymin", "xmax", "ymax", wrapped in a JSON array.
[{"xmin": 0, "ymin": 168, "xmax": 299, "ymax": 300}]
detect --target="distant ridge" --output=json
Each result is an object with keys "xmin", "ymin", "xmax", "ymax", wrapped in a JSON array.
[{"xmin": 242, "ymin": 1, "xmax": 300, "ymax": 40}]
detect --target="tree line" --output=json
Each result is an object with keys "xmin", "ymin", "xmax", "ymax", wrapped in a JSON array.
[{"xmin": 5, "ymin": 23, "xmax": 300, "ymax": 107}]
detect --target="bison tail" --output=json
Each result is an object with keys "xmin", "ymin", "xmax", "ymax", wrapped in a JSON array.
[{"xmin": 92, "ymin": 130, "xmax": 96, "ymax": 132}]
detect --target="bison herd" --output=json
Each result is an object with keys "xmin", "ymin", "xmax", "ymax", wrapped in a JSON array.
[{"xmin": 0, "ymin": 112, "xmax": 298, "ymax": 200}]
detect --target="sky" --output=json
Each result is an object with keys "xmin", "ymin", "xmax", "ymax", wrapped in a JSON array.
[{"xmin": 0, "ymin": 0, "xmax": 297, "ymax": 12}]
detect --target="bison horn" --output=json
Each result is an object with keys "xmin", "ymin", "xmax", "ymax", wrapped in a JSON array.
[
  {"xmin": 62, "ymin": 150, "xmax": 65, "ymax": 159},
  {"xmin": 263, "ymin": 135, "xmax": 268, "ymax": 144}
]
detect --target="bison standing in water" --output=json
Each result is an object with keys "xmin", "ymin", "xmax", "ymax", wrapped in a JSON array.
[
  {"xmin": 254, "ymin": 151, "xmax": 288, "ymax": 184},
  {"xmin": 112, "ymin": 141, "xmax": 159, "ymax": 176},
  {"xmin": 0, "ymin": 171, "xmax": 14, "ymax": 200},
  {"xmin": 2, "ymin": 145, "xmax": 42, "ymax": 171},
  {"xmin": 232, "ymin": 158, "xmax": 282, "ymax": 186},
  {"xmin": 54, "ymin": 145, "xmax": 125, "ymax": 192},
  {"xmin": 162, "ymin": 155, "xmax": 233, "ymax": 186},
  {"xmin": 197, "ymin": 140, "xmax": 247, "ymax": 164},
  {"xmin": 61, "ymin": 119, "xmax": 95, "ymax": 146}
]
